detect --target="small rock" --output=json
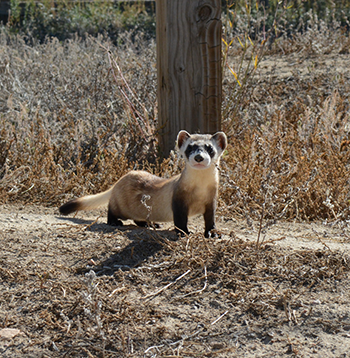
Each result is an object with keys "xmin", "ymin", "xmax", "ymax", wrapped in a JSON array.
[
  {"xmin": 0, "ymin": 328, "xmax": 24, "ymax": 340},
  {"xmin": 211, "ymin": 342, "xmax": 226, "ymax": 350}
]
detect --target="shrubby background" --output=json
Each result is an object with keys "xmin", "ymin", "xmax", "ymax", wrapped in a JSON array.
[{"xmin": 1, "ymin": 0, "xmax": 350, "ymax": 223}]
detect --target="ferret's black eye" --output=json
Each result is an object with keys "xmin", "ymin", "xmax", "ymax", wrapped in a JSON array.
[
  {"xmin": 185, "ymin": 144, "xmax": 197, "ymax": 159},
  {"xmin": 205, "ymin": 145, "xmax": 215, "ymax": 157}
]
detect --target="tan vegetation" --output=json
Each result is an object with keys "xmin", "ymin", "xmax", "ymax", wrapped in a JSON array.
[
  {"xmin": 1, "ymin": 1, "xmax": 350, "ymax": 357},
  {"xmin": 1, "ymin": 19, "xmax": 350, "ymax": 223}
]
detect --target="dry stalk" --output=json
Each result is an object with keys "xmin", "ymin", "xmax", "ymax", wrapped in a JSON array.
[
  {"xmin": 84, "ymin": 213, "xmax": 104, "ymax": 231},
  {"xmin": 146, "ymin": 230, "xmax": 176, "ymax": 251},
  {"xmin": 99, "ymin": 41, "xmax": 154, "ymax": 141},
  {"xmin": 210, "ymin": 310, "xmax": 229, "ymax": 326},
  {"xmin": 142, "ymin": 269, "xmax": 191, "ymax": 300},
  {"xmin": 178, "ymin": 266, "xmax": 208, "ymax": 298}
]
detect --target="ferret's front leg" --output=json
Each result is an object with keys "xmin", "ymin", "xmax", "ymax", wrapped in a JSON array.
[
  {"xmin": 172, "ymin": 198, "xmax": 189, "ymax": 236},
  {"xmin": 203, "ymin": 201, "xmax": 217, "ymax": 238}
]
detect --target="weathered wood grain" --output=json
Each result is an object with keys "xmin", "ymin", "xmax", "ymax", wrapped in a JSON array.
[{"xmin": 156, "ymin": 0, "xmax": 222, "ymax": 155}]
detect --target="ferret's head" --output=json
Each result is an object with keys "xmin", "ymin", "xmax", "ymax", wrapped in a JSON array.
[{"xmin": 177, "ymin": 130, "xmax": 227, "ymax": 170}]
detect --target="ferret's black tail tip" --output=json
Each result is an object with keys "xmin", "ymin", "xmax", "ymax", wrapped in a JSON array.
[{"xmin": 59, "ymin": 200, "xmax": 79, "ymax": 215}]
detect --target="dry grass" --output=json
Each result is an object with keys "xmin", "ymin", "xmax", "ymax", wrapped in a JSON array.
[
  {"xmin": 220, "ymin": 9, "xmax": 350, "ymax": 223},
  {"xmin": 1, "ymin": 221, "xmax": 349, "ymax": 357},
  {"xmin": 1, "ymin": 21, "xmax": 350, "ymax": 223},
  {"xmin": 221, "ymin": 89, "xmax": 350, "ymax": 222},
  {"xmin": 0, "ymin": 31, "xmax": 158, "ymax": 205},
  {"xmin": 1, "ymin": 7, "xmax": 350, "ymax": 357}
]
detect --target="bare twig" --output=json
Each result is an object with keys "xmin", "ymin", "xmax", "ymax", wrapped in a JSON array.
[
  {"xmin": 143, "ymin": 269, "xmax": 191, "ymax": 300},
  {"xmin": 180, "ymin": 266, "xmax": 208, "ymax": 298},
  {"xmin": 211, "ymin": 310, "xmax": 229, "ymax": 326}
]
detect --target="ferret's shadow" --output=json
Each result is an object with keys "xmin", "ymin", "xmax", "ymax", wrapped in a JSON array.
[{"xmin": 57, "ymin": 215, "xmax": 178, "ymax": 276}]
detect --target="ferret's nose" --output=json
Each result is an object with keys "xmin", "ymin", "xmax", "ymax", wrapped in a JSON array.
[{"xmin": 194, "ymin": 154, "xmax": 204, "ymax": 162}]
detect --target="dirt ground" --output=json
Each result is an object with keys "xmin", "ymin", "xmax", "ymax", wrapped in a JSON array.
[{"xmin": 1, "ymin": 203, "xmax": 350, "ymax": 357}]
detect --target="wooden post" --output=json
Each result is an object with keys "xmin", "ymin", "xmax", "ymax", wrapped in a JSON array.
[{"xmin": 156, "ymin": 0, "xmax": 222, "ymax": 156}]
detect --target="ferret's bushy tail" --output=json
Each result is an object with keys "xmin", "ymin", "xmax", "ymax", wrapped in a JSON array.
[{"xmin": 59, "ymin": 187, "xmax": 113, "ymax": 215}]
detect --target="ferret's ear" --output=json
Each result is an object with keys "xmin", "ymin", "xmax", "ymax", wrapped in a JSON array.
[
  {"xmin": 212, "ymin": 132, "xmax": 227, "ymax": 151},
  {"xmin": 177, "ymin": 130, "xmax": 191, "ymax": 149}
]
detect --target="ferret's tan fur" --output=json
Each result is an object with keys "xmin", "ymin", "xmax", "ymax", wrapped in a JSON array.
[{"xmin": 59, "ymin": 130, "xmax": 227, "ymax": 237}]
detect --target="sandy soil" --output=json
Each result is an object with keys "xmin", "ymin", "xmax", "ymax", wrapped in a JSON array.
[{"xmin": 1, "ymin": 203, "xmax": 350, "ymax": 357}]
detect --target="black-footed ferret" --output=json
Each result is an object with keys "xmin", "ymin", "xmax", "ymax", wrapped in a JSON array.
[{"xmin": 59, "ymin": 130, "xmax": 227, "ymax": 237}]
